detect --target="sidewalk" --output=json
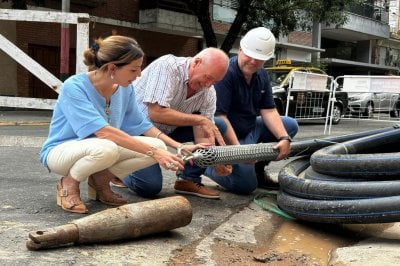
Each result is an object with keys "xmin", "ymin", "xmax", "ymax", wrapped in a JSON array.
[
  {"xmin": 0, "ymin": 111, "xmax": 399, "ymax": 265},
  {"xmin": 0, "ymin": 110, "xmax": 52, "ymax": 125}
]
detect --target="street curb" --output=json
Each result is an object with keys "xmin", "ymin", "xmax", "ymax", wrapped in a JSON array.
[{"xmin": 0, "ymin": 121, "xmax": 50, "ymax": 126}]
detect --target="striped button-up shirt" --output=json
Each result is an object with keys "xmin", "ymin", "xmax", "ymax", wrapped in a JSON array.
[{"xmin": 133, "ymin": 54, "xmax": 216, "ymax": 134}]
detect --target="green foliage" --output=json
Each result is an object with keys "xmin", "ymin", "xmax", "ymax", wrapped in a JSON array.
[
  {"xmin": 188, "ymin": 0, "xmax": 363, "ymax": 53},
  {"xmin": 245, "ymin": 0, "xmax": 363, "ymax": 36}
]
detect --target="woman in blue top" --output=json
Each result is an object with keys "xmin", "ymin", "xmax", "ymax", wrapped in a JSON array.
[{"xmin": 40, "ymin": 35, "xmax": 201, "ymax": 214}]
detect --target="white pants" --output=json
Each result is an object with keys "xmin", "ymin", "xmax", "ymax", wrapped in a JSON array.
[{"xmin": 46, "ymin": 136, "xmax": 166, "ymax": 182}]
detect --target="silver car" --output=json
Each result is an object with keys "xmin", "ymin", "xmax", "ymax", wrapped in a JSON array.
[{"xmin": 347, "ymin": 92, "xmax": 400, "ymax": 118}]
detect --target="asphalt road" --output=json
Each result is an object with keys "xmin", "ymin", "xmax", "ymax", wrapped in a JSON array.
[{"xmin": 1, "ymin": 111, "xmax": 400, "ymax": 265}]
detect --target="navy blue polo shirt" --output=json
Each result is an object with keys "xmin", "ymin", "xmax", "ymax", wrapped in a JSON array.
[{"xmin": 214, "ymin": 56, "xmax": 275, "ymax": 139}]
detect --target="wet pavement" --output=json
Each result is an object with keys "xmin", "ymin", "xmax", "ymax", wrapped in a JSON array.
[{"xmin": 0, "ymin": 110, "xmax": 400, "ymax": 265}]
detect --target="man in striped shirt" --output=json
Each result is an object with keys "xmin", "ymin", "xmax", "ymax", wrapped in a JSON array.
[{"xmin": 120, "ymin": 47, "xmax": 231, "ymax": 199}]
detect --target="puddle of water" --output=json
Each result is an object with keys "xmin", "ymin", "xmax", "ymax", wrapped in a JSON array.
[{"xmin": 270, "ymin": 220, "xmax": 356, "ymax": 265}]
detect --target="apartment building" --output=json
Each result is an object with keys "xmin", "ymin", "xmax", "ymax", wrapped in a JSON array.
[
  {"xmin": 0, "ymin": 0, "xmax": 398, "ymax": 101},
  {"xmin": 319, "ymin": 0, "xmax": 399, "ymax": 76}
]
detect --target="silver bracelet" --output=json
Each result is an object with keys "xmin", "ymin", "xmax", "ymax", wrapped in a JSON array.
[{"xmin": 176, "ymin": 144, "xmax": 185, "ymax": 155}]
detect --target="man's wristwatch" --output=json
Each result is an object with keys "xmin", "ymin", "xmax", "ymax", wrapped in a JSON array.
[{"xmin": 278, "ymin": 135, "xmax": 292, "ymax": 142}]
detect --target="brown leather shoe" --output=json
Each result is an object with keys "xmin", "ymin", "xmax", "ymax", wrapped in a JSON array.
[
  {"xmin": 88, "ymin": 176, "xmax": 128, "ymax": 206},
  {"xmin": 56, "ymin": 177, "xmax": 88, "ymax": 214},
  {"xmin": 174, "ymin": 180, "xmax": 220, "ymax": 199},
  {"xmin": 109, "ymin": 177, "xmax": 127, "ymax": 188}
]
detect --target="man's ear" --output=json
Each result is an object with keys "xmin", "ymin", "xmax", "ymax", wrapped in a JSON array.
[{"xmin": 193, "ymin": 57, "xmax": 202, "ymax": 67}]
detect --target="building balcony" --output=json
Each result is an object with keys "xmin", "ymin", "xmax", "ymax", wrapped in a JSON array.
[
  {"xmin": 139, "ymin": 8, "xmax": 202, "ymax": 37},
  {"xmin": 322, "ymin": 11, "xmax": 390, "ymax": 42}
]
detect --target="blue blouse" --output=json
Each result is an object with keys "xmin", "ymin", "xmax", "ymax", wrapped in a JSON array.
[{"xmin": 40, "ymin": 73, "xmax": 153, "ymax": 166}]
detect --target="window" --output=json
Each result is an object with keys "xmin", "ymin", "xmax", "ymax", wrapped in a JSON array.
[{"xmin": 213, "ymin": 0, "xmax": 239, "ymax": 23}]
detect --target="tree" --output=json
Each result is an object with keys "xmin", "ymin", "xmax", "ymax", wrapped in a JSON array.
[
  {"xmin": 2, "ymin": 0, "xmax": 44, "ymax": 9},
  {"xmin": 187, "ymin": 0, "xmax": 362, "ymax": 54}
]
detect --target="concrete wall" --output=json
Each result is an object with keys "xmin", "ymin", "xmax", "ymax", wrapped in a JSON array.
[
  {"xmin": 287, "ymin": 50, "xmax": 312, "ymax": 62},
  {"xmin": 341, "ymin": 13, "xmax": 389, "ymax": 39}
]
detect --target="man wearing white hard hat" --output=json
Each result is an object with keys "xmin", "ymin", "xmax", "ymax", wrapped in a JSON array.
[{"xmin": 204, "ymin": 27, "xmax": 299, "ymax": 194}]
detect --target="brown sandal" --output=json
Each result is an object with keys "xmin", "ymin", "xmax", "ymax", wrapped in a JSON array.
[
  {"xmin": 88, "ymin": 176, "xmax": 127, "ymax": 206},
  {"xmin": 56, "ymin": 177, "xmax": 88, "ymax": 214}
]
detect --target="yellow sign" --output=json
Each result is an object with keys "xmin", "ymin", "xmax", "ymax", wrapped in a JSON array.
[{"xmin": 276, "ymin": 59, "xmax": 292, "ymax": 65}]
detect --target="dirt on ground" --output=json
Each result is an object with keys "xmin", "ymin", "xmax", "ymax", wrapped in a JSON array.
[{"xmin": 169, "ymin": 211, "xmax": 363, "ymax": 266}]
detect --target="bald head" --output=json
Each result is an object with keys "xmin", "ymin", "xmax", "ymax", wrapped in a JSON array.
[
  {"xmin": 194, "ymin": 47, "xmax": 229, "ymax": 71},
  {"xmin": 188, "ymin": 47, "xmax": 229, "ymax": 91},
  {"xmin": 195, "ymin": 47, "xmax": 229, "ymax": 79}
]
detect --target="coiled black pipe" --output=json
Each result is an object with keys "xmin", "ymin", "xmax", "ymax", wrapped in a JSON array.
[
  {"xmin": 277, "ymin": 191, "xmax": 400, "ymax": 224},
  {"xmin": 279, "ymin": 157, "xmax": 400, "ymax": 200},
  {"xmin": 310, "ymin": 129, "xmax": 400, "ymax": 178},
  {"xmin": 277, "ymin": 126, "xmax": 400, "ymax": 224}
]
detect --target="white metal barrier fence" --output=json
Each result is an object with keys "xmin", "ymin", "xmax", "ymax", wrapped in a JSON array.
[
  {"xmin": 0, "ymin": 9, "xmax": 147, "ymax": 111},
  {"xmin": 0, "ymin": 9, "xmax": 90, "ymax": 110},
  {"xmin": 285, "ymin": 71, "xmax": 337, "ymax": 134}
]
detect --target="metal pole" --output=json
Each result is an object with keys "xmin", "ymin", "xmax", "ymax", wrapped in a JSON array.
[{"xmin": 60, "ymin": 0, "xmax": 70, "ymax": 81}]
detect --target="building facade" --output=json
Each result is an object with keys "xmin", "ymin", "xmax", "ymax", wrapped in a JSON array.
[
  {"xmin": 0, "ymin": 0, "xmax": 399, "ymax": 101},
  {"xmin": 319, "ymin": 0, "xmax": 399, "ymax": 76}
]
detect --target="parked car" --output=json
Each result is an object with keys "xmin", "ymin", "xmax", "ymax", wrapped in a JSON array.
[
  {"xmin": 347, "ymin": 92, "xmax": 400, "ymax": 118},
  {"xmin": 266, "ymin": 60, "xmax": 348, "ymax": 124}
]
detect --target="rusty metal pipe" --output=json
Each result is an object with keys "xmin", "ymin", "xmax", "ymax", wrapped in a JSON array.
[{"xmin": 26, "ymin": 196, "xmax": 192, "ymax": 250}]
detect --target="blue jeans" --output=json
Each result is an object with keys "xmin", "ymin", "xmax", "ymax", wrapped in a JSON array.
[
  {"xmin": 123, "ymin": 117, "xmax": 228, "ymax": 198},
  {"xmin": 204, "ymin": 116, "xmax": 298, "ymax": 194}
]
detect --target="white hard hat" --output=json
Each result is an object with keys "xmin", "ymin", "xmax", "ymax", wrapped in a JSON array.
[{"xmin": 240, "ymin": 27, "xmax": 276, "ymax": 61}]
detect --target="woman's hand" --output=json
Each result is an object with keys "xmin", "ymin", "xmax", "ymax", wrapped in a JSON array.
[{"xmin": 152, "ymin": 149, "xmax": 185, "ymax": 172}]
